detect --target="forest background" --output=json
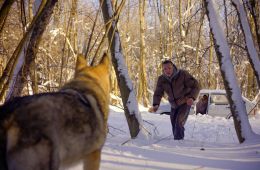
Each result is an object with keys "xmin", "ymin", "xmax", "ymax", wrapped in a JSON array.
[
  {"xmin": 1, "ymin": 0, "xmax": 259, "ymax": 101},
  {"xmin": 0, "ymin": 0, "xmax": 259, "ymax": 142}
]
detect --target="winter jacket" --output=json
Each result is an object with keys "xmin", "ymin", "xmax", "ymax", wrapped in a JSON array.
[{"xmin": 153, "ymin": 66, "xmax": 200, "ymax": 108}]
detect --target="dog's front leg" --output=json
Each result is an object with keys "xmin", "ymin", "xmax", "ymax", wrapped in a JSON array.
[{"xmin": 83, "ymin": 149, "xmax": 101, "ymax": 170}]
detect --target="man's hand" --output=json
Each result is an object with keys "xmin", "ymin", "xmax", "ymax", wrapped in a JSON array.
[
  {"xmin": 186, "ymin": 98, "xmax": 194, "ymax": 106},
  {"xmin": 148, "ymin": 105, "xmax": 159, "ymax": 113}
]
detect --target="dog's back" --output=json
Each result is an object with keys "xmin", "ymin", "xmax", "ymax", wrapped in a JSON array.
[{"xmin": 0, "ymin": 53, "xmax": 110, "ymax": 170}]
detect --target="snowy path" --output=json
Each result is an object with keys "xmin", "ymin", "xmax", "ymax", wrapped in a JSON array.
[
  {"xmin": 69, "ymin": 106, "xmax": 260, "ymax": 170},
  {"xmin": 98, "ymin": 138, "xmax": 260, "ymax": 170}
]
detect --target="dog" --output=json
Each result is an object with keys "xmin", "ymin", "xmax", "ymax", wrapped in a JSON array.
[{"xmin": 0, "ymin": 53, "xmax": 110, "ymax": 170}]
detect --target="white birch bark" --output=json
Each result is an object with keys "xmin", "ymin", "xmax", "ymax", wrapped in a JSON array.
[
  {"xmin": 204, "ymin": 0, "xmax": 257, "ymax": 143},
  {"xmin": 101, "ymin": 0, "xmax": 145, "ymax": 138},
  {"xmin": 231, "ymin": 0, "xmax": 260, "ymax": 88}
]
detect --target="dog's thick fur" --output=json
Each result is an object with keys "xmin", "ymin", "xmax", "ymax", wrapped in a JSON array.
[{"xmin": 0, "ymin": 53, "xmax": 110, "ymax": 170}]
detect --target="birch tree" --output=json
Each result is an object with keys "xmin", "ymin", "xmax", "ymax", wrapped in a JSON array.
[
  {"xmin": 204, "ymin": 0, "xmax": 257, "ymax": 143},
  {"xmin": 231, "ymin": 0, "xmax": 260, "ymax": 89},
  {"xmin": 0, "ymin": 0, "xmax": 47, "ymax": 101},
  {"xmin": 5, "ymin": 0, "xmax": 58, "ymax": 100},
  {"xmin": 0, "ymin": 0, "xmax": 15, "ymax": 34},
  {"xmin": 244, "ymin": 0, "xmax": 260, "ymax": 51},
  {"xmin": 155, "ymin": 0, "xmax": 166, "ymax": 63},
  {"xmin": 208, "ymin": 33, "xmax": 215, "ymax": 89},
  {"xmin": 137, "ymin": 0, "xmax": 149, "ymax": 107},
  {"xmin": 100, "ymin": 0, "xmax": 142, "ymax": 138},
  {"xmin": 195, "ymin": 1, "xmax": 205, "ymax": 79},
  {"xmin": 59, "ymin": 0, "xmax": 78, "ymax": 87},
  {"xmin": 179, "ymin": 0, "xmax": 184, "ymax": 42}
]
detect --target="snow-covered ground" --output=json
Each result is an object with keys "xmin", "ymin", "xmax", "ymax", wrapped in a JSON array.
[{"xmin": 70, "ymin": 105, "xmax": 260, "ymax": 170}]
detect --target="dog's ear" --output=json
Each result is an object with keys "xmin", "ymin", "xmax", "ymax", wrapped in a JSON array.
[
  {"xmin": 98, "ymin": 53, "xmax": 109, "ymax": 69},
  {"xmin": 76, "ymin": 54, "xmax": 88, "ymax": 73}
]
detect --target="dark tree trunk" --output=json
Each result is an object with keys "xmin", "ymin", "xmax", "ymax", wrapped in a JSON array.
[
  {"xmin": 0, "ymin": 0, "xmax": 15, "ymax": 34},
  {"xmin": 7, "ymin": 0, "xmax": 58, "ymax": 100},
  {"xmin": 100, "ymin": 0, "xmax": 140, "ymax": 138},
  {"xmin": 204, "ymin": 0, "xmax": 255, "ymax": 143}
]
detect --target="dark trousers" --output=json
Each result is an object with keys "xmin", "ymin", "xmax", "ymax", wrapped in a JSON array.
[{"xmin": 170, "ymin": 104, "xmax": 190, "ymax": 140}]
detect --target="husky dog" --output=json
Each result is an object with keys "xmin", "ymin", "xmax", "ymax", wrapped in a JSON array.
[{"xmin": 0, "ymin": 53, "xmax": 110, "ymax": 170}]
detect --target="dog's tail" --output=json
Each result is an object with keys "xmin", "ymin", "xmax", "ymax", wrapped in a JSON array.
[{"xmin": 0, "ymin": 99, "xmax": 18, "ymax": 170}]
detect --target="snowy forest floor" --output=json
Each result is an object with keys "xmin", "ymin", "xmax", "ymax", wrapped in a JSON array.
[{"xmin": 69, "ymin": 105, "xmax": 260, "ymax": 170}]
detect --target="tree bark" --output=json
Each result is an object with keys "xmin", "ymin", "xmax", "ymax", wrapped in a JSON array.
[
  {"xmin": 204, "ymin": 0, "xmax": 255, "ymax": 143},
  {"xmin": 195, "ymin": 2, "xmax": 205, "ymax": 75},
  {"xmin": 246, "ymin": 63, "xmax": 254, "ymax": 98},
  {"xmin": 6, "ymin": 0, "xmax": 58, "ymax": 100},
  {"xmin": 231, "ymin": 0, "xmax": 260, "ymax": 89},
  {"xmin": 245, "ymin": 0, "xmax": 260, "ymax": 51},
  {"xmin": 0, "ymin": 0, "xmax": 46, "ymax": 101},
  {"xmin": 179, "ymin": 0, "xmax": 184, "ymax": 41},
  {"xmin": 208, "ymin": 32, "xmax": 214, "ymax": 89},
  {"xmin": 100, "ymin": 0, "xmax": 141, "ymax": 138},
  {"xmin": 138, "ymin": 0, "xmax": 149, "ymax": 107},
  {"xmin": 0, "ymin": 0, "xmax": 15, "ymax": 34},
  {"xmin": 167, "ymin": 1, "xmax": 174, "ymax": 59}
]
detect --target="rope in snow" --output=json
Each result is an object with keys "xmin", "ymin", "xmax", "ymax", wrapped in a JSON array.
[
  {"xmin": 143, "ymin": 119, "xmax": 160, "ymax": 136},
  {"xmin": 121, "ymin": 138, "xmax": 132, "ymax": 145}
]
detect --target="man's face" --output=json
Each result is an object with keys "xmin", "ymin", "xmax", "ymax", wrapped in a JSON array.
[{"xmin": 163, "ymin": 63, "xmax": 174, "ymax": 77}]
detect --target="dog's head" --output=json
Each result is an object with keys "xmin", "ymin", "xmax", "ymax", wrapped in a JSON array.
[{"xmin": 74, "ymin": 53, "xmax": 110, "ymax": 99}]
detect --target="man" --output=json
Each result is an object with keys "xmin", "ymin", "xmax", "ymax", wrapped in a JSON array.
[{"xmin": 149, "ymin": 60, "xmax": 200, "ymax": 140}]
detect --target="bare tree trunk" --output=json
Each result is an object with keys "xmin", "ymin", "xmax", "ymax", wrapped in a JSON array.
[
  {"xmin": 59, "ymin": 3, "xmax": 69, "ymax": 87},
  {"xmin": 6, "ymin": 0, "xmax": 58, "ymax": 100},
  {"xmin": 195, "ymin": 2, "xmax": 205, "ymax": 77},
  {"xmin": 204, "ymin": 0, "xmax": 255, "ymax": 143},
  {"xmin": 27, "ymin": 0, "xmax": 38, "ymax": 95},
  {"xmin": 155, "ymin": 0, "xmax": 166, "ymax": 64},
  {"xmin": 208, "ymin": 32, "xmax": 214, "ymax": 88},
  {"xmin": 246, "ymin": 63, "xmax": 254, "ymax": 98},
  {"xmin": 138, "ymin": 0, "xmax": 149, "ymax": 107},
  {"xmin": 245, "ymin": 0, "xmax": 260, "ymax": 51},
  {"xmin": 72, "ymin": 0, "xmax": 78, "ymax": 54},
  {"xmin": 28, "ymin": 0, "xmax": 33, "ymax": 21},
  {"xmin": 178, "ymin": 0, "xmax": 185, "ymax": 67},
  {"xmin": 100, "ymin": 0, "xmax": 141, "ymax": 138},
  {"xmin": 0, "ymin": 0, "xmax": 47, "ymax": 101},
  {"xmin": 84, "ymin": 0, "xmax": 100, "ymax": 59},
  {"xmin": 0, "ymin": 0, "xmax": 15, "ymax": 34},
  {"xmin": 167, "ymin": 0, "xmax": 174, "ymax": 58},
  {"xmin": 232, "ymin": 0, "xmax": 260, "ymax": 89},
  {"xmin": 224, "ymin": 0, "xmax": 229, "ymax": 37},
  {"xmin": 179, "ymin": 0, "xmax": 184, "ymax": 41},
  {"xmin": 59, "ymin": 0, "xmax": 77, "ymax": 87},
  {"xmin": 30, "ymin": 60, "xmax": 38, "ymax": 94}
]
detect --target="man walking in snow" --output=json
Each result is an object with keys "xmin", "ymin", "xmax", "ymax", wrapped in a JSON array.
[{"xmin": 149, "ymin": 60, "xmax": 200, "ymax": 140}]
